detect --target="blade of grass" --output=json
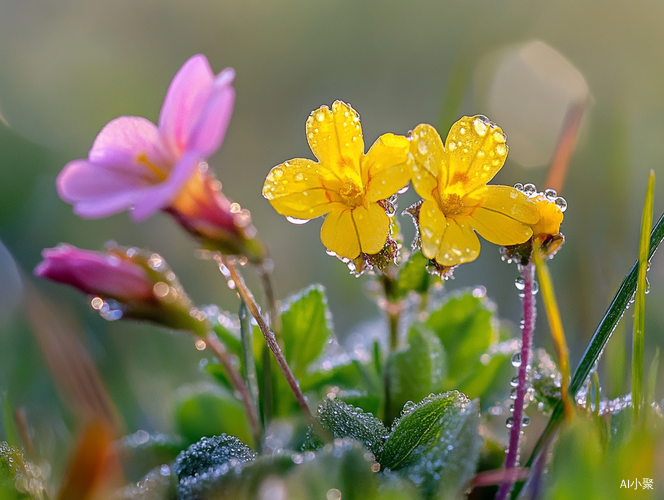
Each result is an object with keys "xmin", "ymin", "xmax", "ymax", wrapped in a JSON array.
[
  {"xmin": 646, "ymin": 347, "xmax": 660, "ymax": 409},
  {"xmin": 633, "ymin": 170, "xmax": 655, "ymax": 421},
  {"xmin": 522, "ymin": 208, "xmax": 664, "ymax": 471}
]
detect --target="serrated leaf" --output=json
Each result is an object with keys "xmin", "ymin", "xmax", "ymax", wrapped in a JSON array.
[
  {"xmin": 381, "ymin": 391, "xmax": 472, "ymax": 470},
  {"xmin": 280, "ymin": 285, "xmax": 333, "ymax": 378},
  {"xmin": 426, "ymin": 292, "xmax": 494, "ymax": 385},
  {"xmin": 174, "ymin": 384, "xmax": 253, "ymax": 447},
  {"xmin": 386, "ymin": 323, "xmax": 446, "ymax": 422},
  {"xmin": 316, "ymin": 398, "xmax": 387, "ymax": 457},
  {"xmin": 381, "ymin": 392, "xmax": 481, "ymax": 499}
]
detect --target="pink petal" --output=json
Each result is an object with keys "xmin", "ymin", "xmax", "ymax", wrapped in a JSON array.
[
  {"xmin": 130, "ymin": 150, "xmax": 201, "ymax": 221},
  {"xmin": 89, "ymin": 116, "xmax": 172, "ymax": 178},
  {"xmin": 57, "ymin": 159, "xmax": 148, "ymax": 218},
  {"xmin": 158, "ymin": 54, "xmax": 215, "ymax": 156},
  {"xmin": 188, "ymin": 68, "xmax": 235, "ymax": 157}
]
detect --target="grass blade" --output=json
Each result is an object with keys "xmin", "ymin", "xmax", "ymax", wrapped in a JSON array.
[{"xmin": 633, "ymin": 170, "xmax": 655, "ymax": 420}]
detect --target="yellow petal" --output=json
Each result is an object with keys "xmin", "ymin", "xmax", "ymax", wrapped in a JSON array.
[
  {"xmin": 445, "ymin": 116, "xmax": 508, "ymax": 193},
  {"xmin": 352, "ymin": 203, "xmax": 390, "ymax": 255},
  {"xmin": 419, "ymin": 199, "xmax": 448, "ymax": 260},
  {"xmin": 475, "ymin": 185, "xmax": 539, "ymax": 224},
  {"xmin": 306, "ymin": 101, "xmax": 364, "ymax": 180},
  {"xmin": 435, "ymin": 217, "xmax": 481, "ymax": 266},
  {"xmin": 468, "ymin": 208, "xmax": 534, "ymax": 245},
  {"xmin": 262, "ymin": 159, "xmax": 339, "ymax": 219},
  {"xmin": 409, "ymin": 123, "xmax": 446, "ymax": 200},
  {"xmin": 320, "ymin": 206, "xmax": 361, "ymax": 259},
  {"xmin": 363, "ymin": 133, "xmax": 411, "ymax": 202},
  {"xmin": 530, "ymin": 194, "xmax": 563, "ymax": 236}
]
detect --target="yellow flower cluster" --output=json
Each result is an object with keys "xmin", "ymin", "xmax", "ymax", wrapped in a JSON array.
[{"xmin": 262, "ymin": 101, "xmax": 564, "ymax": 267}]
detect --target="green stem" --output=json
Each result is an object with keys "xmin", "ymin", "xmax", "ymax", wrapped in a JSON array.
[
  {"xmin": 205, "ymin": 331, "xmax": 262, "ymax": 446},
  {"xmin": 239, "ymin": 301, "xmax": 260, "ymax": 422}
]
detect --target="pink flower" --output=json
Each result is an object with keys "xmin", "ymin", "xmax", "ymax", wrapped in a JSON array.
[
  {"xmin": 35, "ymin": 245, "xmax": 153, "ymax": 301},
  {"xmin": 57, "ymin": 54, "xmax": 235, "ymax": 221}
]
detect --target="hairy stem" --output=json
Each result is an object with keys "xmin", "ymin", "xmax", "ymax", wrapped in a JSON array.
[
  {"xmin": 205, "ymin": 331, "xmax": 262, "ymax": 446},
  {"xmin": 496, "ymin": 263, "xmax": 536, "ymax": 500},
  {"xmin": 239, "ymin": 301, "xmax": 260, "ymax": 421},
  {"xmin": 221, "ymin": 257, "xmax": 312, "ymax": 419}
]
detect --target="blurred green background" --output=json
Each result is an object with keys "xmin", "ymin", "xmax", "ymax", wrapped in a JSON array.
[{"xmin": 1, "ymin": 0, "xmax": 664, "ymax": 465}]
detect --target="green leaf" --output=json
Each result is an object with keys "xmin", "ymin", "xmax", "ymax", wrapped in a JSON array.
[
  {"xmin": 175, "ymin": 434, "xmax": 257, "ymax": 481},
  {"xmin": 426, "ymin": 292, "xmax": 494, "ymax": 385},
  {"xmin": 315, "ymin": 398, "xmax": 388, "ymax": 457},
  {"xmin": 280, "ymin": 285, "xmax": 333, "ymax": 378},
  {"xmin": 381, "ymin": 392, "xmax": 481, "ymax": 499},
  {"xmin": 456, "ymin": 352, "xmax": 512, "ymax": 411},
  {"xmin": 174, "ymin": 384, "xmax": 253, "ymax": 448},
  {"xmin": 396, "ymin": 251, "xmax": 433, "ymax": 296},
  {"xmin": 386, "ymin": 323, "xmax": 446, "ymax": 422},
  {"xmin": 526, "ymin": 211, "xmax": 664, "ymax": 469}
]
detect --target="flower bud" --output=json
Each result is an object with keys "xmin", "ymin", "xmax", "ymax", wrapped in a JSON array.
[
  {"xmin": 166, "ymin": 167, "xmax": 265, "ymax": 264},
  {"xmin": 34, "ymin": 243, "xmax": 207, "ymax": 336}
]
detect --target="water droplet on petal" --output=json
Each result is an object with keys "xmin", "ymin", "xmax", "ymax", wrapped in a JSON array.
[
  {"xmin": 286, "ymin": 217, "xmax": 310, "ymax": 225},
  {"xmin": 554, "ymin": 196, "xmax": 568, "ymax": 212},
  {"xmin": 473, "ymin": 116, "xmax": 489, "ymax": 136},
  {"xmin": 544, "ymin": 188, "xmax": 557, "ymax": 199},
  {"xmin": 522, "ymin": 183, "xmax": 537, "ymax": 197}
]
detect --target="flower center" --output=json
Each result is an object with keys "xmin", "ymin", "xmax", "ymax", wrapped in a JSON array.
[
  {"xmin": 439, "ymin": 193, "xmax": 464, "ymax": 215},
  {"xmin": 339, "ymin": 177, "xmax": 363, "ymax": 207},
  {"xmin": 136, "ymin": 153, "xmax": 168, "ymax": 182}
]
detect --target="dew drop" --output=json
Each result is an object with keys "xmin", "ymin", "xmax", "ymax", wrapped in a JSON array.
[
  {"xmin": 514, "ymin": 183, "xmax": 524, "ymax": 191},
  {"xmin": 522, "ymin": 183, "xmax": 537, "ymax": 197},
  {"xmin": 273, "ymin": 167, "xmax": 284, "ymax": 179},
  {"xmin": 473, "ymin": 117, "xmax": 489, "ymax": 136},
  {"xmin": 521, "ymin": 416, "xmax": 530, "ymax": 427},
  {"xmin": 512, "ymin": 353, "xmax": 522, "ymax": 367},
  {"xmin": 510, "ymin": 376, "xmax": 519, "ymax": 387},
  {"xmin": 295, "ymin": 173, "xmax": 304, "ymax": 182},
  {"xmin": 316, "ymin": 111, "xmax": 325, "ymax": 122},
  {"xmin": 531, "ymin": 281, "xmax": 539, "ymax": 295},
  {"xmin": 418, "ymin": 140, "xmax": 429, "ymax": 155},
  {"xmin": 286, "ymin": 216, "xmax": 310, "ymax": 225},
  {"xmin": 515, "ymin": 277, "xmax": 525, "ymax": 290},
  {"xmin": 544, "ymin": 188, "xmax": 557, "ymax": 200},
  {"xmin": 506, "ymin": 417, "xmax": 514, "ymax": 428},
  {"xmin": 554, "ymin": 196, "xmax": 568, "ymax": 212}
]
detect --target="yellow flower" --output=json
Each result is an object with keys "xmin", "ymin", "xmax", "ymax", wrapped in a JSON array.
[
  {"xmin": 409, "ymin": 117, "xmax": 539, "ymax": 266},
  {"xmin": 529, "ymin": 193, "xmax": 564, "ymax": 237},
  {"xmin": 262, "ymin": 101, "xmax": 411, "ymax": 259}
]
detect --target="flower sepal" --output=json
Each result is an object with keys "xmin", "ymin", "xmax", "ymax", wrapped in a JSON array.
[{"xmin": 166, "ymin": 167, "xmax": 265, "ymax": 264}]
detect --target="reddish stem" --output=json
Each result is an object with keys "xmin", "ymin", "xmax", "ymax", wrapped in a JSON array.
[{"xmin": 496, "ymin": 263, "xmax": 536, "ymax": 500}]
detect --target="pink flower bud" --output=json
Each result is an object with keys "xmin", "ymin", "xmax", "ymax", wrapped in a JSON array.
[
  {"xmin": 34, "ymin": 244, "xmax": 207, "ymax": 336},
  {"xmin": 34, "ymin": 245, "xmax": 153, "ymax": 302}
]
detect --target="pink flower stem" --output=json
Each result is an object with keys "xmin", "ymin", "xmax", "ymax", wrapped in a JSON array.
[
  {"xmin": 222, "ymin": 257, "xmax": 312, "ymax": 420},
  {"xmin": 496, "ymin": 263, "xmax": 536, "ymax": 500}
]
